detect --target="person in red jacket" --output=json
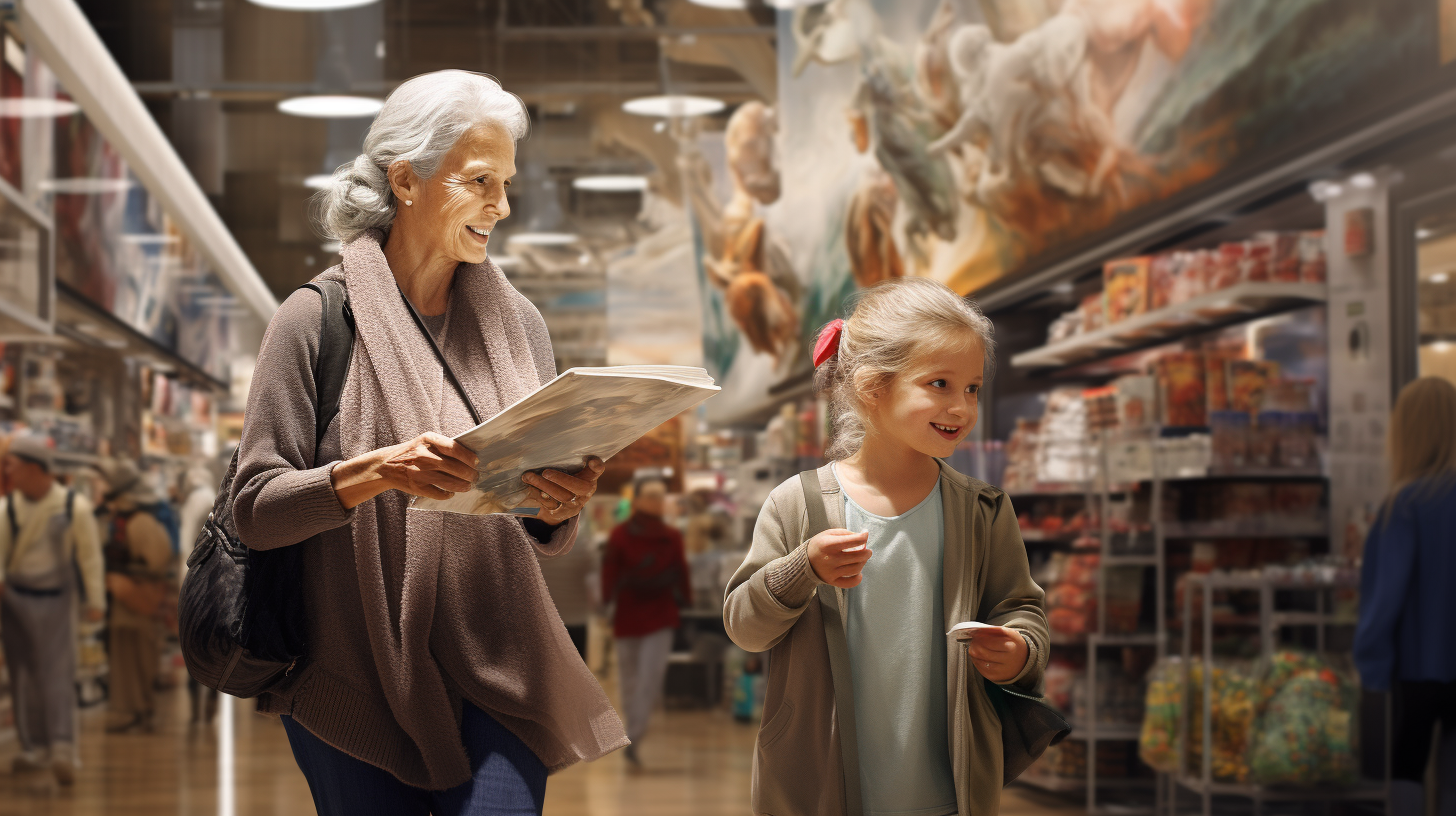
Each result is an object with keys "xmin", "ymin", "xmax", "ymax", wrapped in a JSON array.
[{"xmin": 601, "ymin": 477, "xmax": 692, "ymax": 767}]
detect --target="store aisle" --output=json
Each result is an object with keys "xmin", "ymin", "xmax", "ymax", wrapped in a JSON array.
[{"xmin": 0, "ymin": 684, "xmax": 1084, "ymax": 816}]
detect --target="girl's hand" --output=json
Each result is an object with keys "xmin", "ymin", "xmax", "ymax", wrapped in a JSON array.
[
  {"xmin": 807, "ymin": 528, "xmax": 872, "ymax": 588},
  {"xmin": 521, "ymin": 457, "xmax": 605, "ymax": 526},
  {"xmin": 964, "ymin": 626, "xmax": 1029, "ymax": 684}
]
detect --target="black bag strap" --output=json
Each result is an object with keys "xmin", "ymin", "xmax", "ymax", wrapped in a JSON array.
[
  {"xmin": 5, "ymin": 493, "xmax": 15, "ymax": 543},
  {"xmin": 299, "ymin": 281, "xmax": 357, "ymax": 448},
  {"xmin": 797, "ymin": 469, "xmax": 864, "ymax": 816},
  {"xmin": 396, "ymin": 284, "xmax": 482, "ymax": 426}
]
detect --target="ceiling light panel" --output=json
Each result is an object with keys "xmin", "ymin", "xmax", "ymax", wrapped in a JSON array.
[
  {"xmin": 621, "ymin": 95, "xmax": 726, "ymax": 118},
  {"xmin": 572, "ymin": 175, "xmax": 649, "ymax": 192},
  {"xmin": 248, "ymin": 0, "xmax": 380, "ymax": 9},
  {"xmin": 277, "ymin": 95, "xmax": 384, "ymax": 119}
]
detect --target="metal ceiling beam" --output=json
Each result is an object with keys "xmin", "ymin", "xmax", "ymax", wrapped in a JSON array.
[
  {"xmin": 130, "ymin": 80, "xmax": 758, "ymax": 100},
  {"xmin": 494, "ymin": 25, "xmax": 775, "ymax": 40},
  {"xmin": 21, "ymin": 0, "xmax": 279, "ymax": 322}
]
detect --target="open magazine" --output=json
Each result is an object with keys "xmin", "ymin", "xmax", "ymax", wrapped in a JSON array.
[{"xmin": 410, "ymin": 366, "xmax": 719, "ymax": 516}]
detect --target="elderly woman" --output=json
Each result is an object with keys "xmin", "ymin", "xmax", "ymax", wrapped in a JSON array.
[{"xmin": 232, "ymin": 71, "xmax": 626, "ymax": 816}]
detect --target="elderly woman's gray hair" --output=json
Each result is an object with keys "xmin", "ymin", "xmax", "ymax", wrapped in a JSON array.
[{"xmin": 314, "ymin": 70, "xmax": 529, "ymax": 242}]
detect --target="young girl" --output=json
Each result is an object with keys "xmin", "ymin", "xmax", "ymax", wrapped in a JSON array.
[{"xmin": 724, "ymin": 277, "xmax": 1048, "ymax": 816}]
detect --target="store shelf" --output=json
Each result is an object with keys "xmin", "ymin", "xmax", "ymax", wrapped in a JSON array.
[
  {"xmin": 1268, "ymin": 612, "xmax": 1357, "ymax": 627},
  {"xmin": 1089, "ymin": 633, "xmax": 1159, "ymax": 646},
  {"xmin": 1012, "ymin": 281, "xmax": 1328, "ymax": 371},
  {"xmin": 1162, "ymin": 519, "xmax": 1330, "ymax": 539},
  {"xmin": 1017, "ymin": 773, "xmax": 1088, "ymax": 793},
  {"xmin": 1161, "ymin": 467, "xmax": 1326, "ymax": 482},
  {"xmin": 1103, "ymin": 554, "xmax": 1158, "ymax": 566},
  {"xmin": 1173, "ymin": 775, "xmax": 1384, "ymax": 801},
  {"xmin": 1066, "ymin": 723, "xmax": 1144, "ymax": 741}
]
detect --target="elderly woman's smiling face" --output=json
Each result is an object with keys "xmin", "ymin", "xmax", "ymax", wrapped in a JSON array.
[{"xmin": 398, "ymin": 121, "xmax": 516, "ymax": 266}]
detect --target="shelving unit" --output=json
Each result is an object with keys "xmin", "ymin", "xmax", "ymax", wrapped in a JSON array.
[
  {"xmin": 1175, "ymin": 573, "xmax": 1380, "ymax": 816},
  {"xmin": 1011, "ymin": 282, "xmax": 1328, "ymax": 371}
]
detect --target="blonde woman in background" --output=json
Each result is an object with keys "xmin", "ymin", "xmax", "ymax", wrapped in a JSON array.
[{"xmin": 1355, "ymin": 377, "xmax": 1456, "ymax": 816}]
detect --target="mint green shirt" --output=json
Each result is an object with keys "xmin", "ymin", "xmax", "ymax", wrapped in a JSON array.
[{"xmin": 839, "ymin": 468, "xmax": 957, "ymax": 816}]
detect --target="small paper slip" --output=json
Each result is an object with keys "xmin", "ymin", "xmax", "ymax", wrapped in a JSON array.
[{"xmin": 946, "ymin": 621, "xmax": 999, "ymax": 638}]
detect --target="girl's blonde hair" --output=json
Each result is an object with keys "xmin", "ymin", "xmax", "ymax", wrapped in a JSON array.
[
  {"xmin": 1387, "ymin": 376, "xmax": 1456, "ymax": 502},
  {"xmin": 814, "ymin": 277, "xmax": 995, "ymax": 460}
]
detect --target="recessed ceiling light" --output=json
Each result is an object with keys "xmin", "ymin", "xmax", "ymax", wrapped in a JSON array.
[
  {"xmin": 321, "ymin": 241, "xmax": 342, "ymax": 253},
  {"xmin": 304, "ymin": 174, "xmax": 334, "ymax": 190},
  {"xmin": 1432, "ymin": 272, "xmax": 1451, "ymax": 284},
  {"xmin": 622, "ymin": 95, "xmax": 725, "ymax": 118},
  {"xmin": 687, "ymin": 0, "xmax": 748, "ymax": 7},
  {"xmin": 248, "ymin": 0, "xmax": 380, "ymax": 9},
  {"xmin": 122, "ymin": 233, "xmax": 180, "ymax": 245},
  {"xmin": 1307, "ymin": 180, "xmax": 1342, "ymax": 202},
  {"xmin": 40, "ymin": 177, "xmax": 133, "ymax": 194},
  {"xmin": 509, "ymin": 232, "xmax": 579, "ymax": 247},
  {"xmin": 277, "ymin": 95, "xmax": 384, "ymax": 119},
  {"xmin": 572, "ymin": 175, "xmax": 649, "ymax": 192},
  {"xmin": 1433, "ymin": 341, "xmax": 1453, "ymax": 353},
  {"xmin": 491, "ymin": 254, "xmax": 522, "ymax": 268},
  {"xmin": 0, "ymin": 98, "xmax": 79, "ymax": 118},
  {"xmin": 1348, "ymin": 172, "xmax": 1376, "ymax": 189},
  {"xmin": 1418, "ymin": 228, "xmax": 1436, "ymax": 240}
]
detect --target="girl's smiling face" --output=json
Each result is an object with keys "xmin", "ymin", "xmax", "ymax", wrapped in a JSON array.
[{"xmin": 864, "ymin": 332, "xmax": 985, "ymax": 459}]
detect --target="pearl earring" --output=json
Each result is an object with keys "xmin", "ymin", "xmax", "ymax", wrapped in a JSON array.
[{"xmin": 405, "ymin": 200, "xmax": 413, "ymax": 206}]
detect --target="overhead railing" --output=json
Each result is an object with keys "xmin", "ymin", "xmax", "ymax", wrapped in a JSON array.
[{"xmin": 20, "ymin": 0, "xmax": 279, "ymax": 322}]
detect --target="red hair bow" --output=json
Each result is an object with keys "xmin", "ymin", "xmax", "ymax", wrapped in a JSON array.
[{"xmin": 813, "ymin": 319, "xmax": 844, "ymax": 368}]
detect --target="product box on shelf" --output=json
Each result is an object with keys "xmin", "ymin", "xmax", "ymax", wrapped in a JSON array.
[
  {"xmin": 1104, "ymin": 256, "xmax": 1151, "ymax": 324},
  {"xmin": 1227, "ymin": 360, "xmax": 1281, "ymax": 415},
  {"xmin": 1156, "ymin": 352, "xmax": 1207, "ymax": 428},
  {"xmin": 1298, "ymin": 231, "xmax": 1327, "ymax": 283}
]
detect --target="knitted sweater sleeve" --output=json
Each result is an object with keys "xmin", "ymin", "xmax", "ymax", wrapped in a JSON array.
[{"xmin": 231, "ymin": 288, "xmax": 356, "ymax": 551}]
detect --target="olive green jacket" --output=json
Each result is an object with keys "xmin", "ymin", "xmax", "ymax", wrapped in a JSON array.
[{"xmin": 723, "ymin": 461, "xmax": 1048, "ymax": 816}]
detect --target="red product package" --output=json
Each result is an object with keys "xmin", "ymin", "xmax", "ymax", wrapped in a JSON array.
[
  {"xmin": 1209, "ymin": 242, "xmax": 1246, "ymax": 290},
  {"xmin": 1205, "ymin": 351, "xmax": 1234, "ymax": 412},
  {"xmin": 1265, "ymin": 232, "xmax": 1301, "ymax": 282},
  {"xmin": 1299, "ymin": 231, "xmax": 1327, "ymax": 283},
  {"xmin": 1104, "ymin": 257, "xmax": 1151, "ymax": 324},
  {"xmin": 1157, "ymin": 352, "xmax": 1208, "ymax": 427},
  {"xmin": 1242, "ymin": 237, "xmax": 1273, "ymax": 283},
  {"xmin": 1149, "ymin": 253, "xmax": 1179, "ymax": 310}
]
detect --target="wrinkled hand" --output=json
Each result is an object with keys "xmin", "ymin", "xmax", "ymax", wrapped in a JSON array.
[
  {"xmin": 521, "ymin": 457, "xmax": 605, "ymax": 526},
  {"xmin": 807, "ymin": 528, "xmax": 872, "ymax": 588},
  {"xmin": 333, "ymin": 432, "xmax": 480, "ymax": 509},
  {"xmin": 963, "ymin": 626, "xmax": 1029, "ymax": 684}
]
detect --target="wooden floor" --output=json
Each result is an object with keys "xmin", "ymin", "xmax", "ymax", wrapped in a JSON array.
[{"xmin": 0, "ymin": 681, "xmax": 1087, "ymax": 816}]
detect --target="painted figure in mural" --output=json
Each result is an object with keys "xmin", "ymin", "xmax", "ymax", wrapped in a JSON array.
[
  {"xmin": 793, "ymin": 0, "xmax": 959, "ymax": 266},
  {"xmin": 697, "ymin": 102, "xmax": 803, "ymax": 371}
]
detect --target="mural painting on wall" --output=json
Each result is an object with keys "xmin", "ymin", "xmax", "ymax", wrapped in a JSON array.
[{"xmin": 693, "ymin": 0, "xmax": 1430, "ymax": 423}]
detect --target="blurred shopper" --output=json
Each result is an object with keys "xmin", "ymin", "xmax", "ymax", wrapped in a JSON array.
[
  {"xmin": 98, "ymin": 459, "xmax": 175, "ymax": 734},
  {"xmin": 601, "ymin": 478, "xmax": 692, "ymax": 767},
  {"xmin": 538, "ymin": 510, "xmax": 594, "ymax": 660},
  {"xmin": 177, "ymin": 466, "xmax": 219, "ymax": 723},
  {"xmin": 1355, "ymin": 376, "xmax": 1456, "ymax": 816},
  {"xmin": 725, "ymin": 279, "xmax": 1048, "ymax": 816},
  {"xmin": 0, "ymin": 434, "xmax": 105, "ymax": 785},
  {"xmin": 232, "ymin": 70, "xmax": 622, "ymax": 816}
]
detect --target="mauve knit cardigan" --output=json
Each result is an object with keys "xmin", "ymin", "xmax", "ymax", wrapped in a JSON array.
[{"xmin": 231, "ymin": 253, "xmax": 626, "ymax": 789}]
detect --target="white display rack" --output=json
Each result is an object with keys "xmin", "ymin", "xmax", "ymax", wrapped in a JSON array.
[
  {"xmin": 1011, "ymin": 282, "xmax": 1328, "ymax": 370},
  {"xmin": 1174, "ymin": 572, "xmax": 1377, "ymax": 816}
]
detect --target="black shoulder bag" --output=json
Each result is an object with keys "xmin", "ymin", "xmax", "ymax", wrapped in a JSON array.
[
  {"xmin": 796, "ymin": 469, "xmax": 1069, "ymax": 786},
  {"xmin": 178, "ymin": 280, "xmax": 355, "ymax": 697}
]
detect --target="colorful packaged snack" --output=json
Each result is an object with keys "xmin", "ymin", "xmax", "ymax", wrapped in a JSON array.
[
  {"xmin": 1227, "ymin": 359, "xmax": 1281, "ymax": 414},
  {"xmin": 1104, "ymin": 257, "xmax": 1151, "ymax": 324},
  {"xmin": 1157, "ymin": 352, "xmax": 1207, "ymax": 428}
]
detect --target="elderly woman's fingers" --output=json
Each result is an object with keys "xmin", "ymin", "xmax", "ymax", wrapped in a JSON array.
[
  {"xmin": 420, "ymin": 432, "xmax": 479, "ymax": 469},
  {"xmin": 524, "ymin": 471, "xmax": 584, "ymax": 505}
]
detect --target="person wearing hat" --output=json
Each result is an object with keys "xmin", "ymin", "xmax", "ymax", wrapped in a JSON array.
[
  {"xmin": 0, "ymin": 433, "xmax": 105, "ymax": 785},
  {"xmin": 96, "ymin": 458, "xmax": 175, "ymax": 734}
]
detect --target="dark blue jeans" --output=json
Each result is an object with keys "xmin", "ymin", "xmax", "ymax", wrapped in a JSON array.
[{"xmin": 282, "ymin": 703, "xmax": 547, "ymax": 816}]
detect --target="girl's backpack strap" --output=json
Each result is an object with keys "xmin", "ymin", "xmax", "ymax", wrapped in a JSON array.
[{"xmin": 797, "ymin": 469, "xmax": 865, "ymax": 816}]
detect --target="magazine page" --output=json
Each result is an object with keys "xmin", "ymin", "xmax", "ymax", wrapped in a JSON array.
[{"xmin": 411, "ymin": 366, "xmax": 719, "ymax": 516}]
